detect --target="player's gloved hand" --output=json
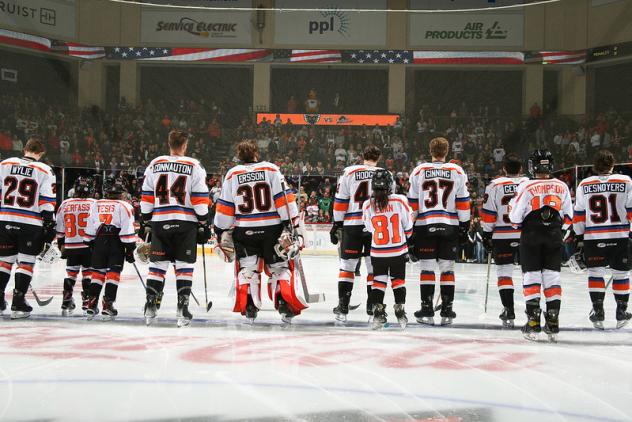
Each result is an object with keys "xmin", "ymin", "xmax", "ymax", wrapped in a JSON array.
[
  {"xmin": 575, "ymin": 234, "xmax": 584, "ymax": 251},
  {"xmin": 124, "ymin": 243, "xmax": 136, "ymax": 263},
  {"xmin": 41, "ymin": 211, "xmax": 56, "ymax": 244},
  {"xmin": 458, "ymin": 221, "xmax": 470, "ymax": 245},
  {"xmin": 197, "ymin": 221, "xmax": 212, "ymax": 244},
  {"xmin": 482, "ymin": 231, "xmax": 493, "ymax": 253},
  {"xmin": 330, "ymin": 222, "xmax": 343, "ymax": 245},
  {"xmin": 138, "ymin": 215, "xmax": 152, "ymax": 241},
  {"xmin": 406, "ymin": 232, "xmax": 419, "ymax": 262}
]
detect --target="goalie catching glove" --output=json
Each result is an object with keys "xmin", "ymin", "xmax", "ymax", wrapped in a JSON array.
[
  {"xmin": 274, "ymin": 223, "xmax": 306, "ymax": 261},
  {"xmin": 213, "ymin": 228, "xmax": 235, "ymax": 263}
]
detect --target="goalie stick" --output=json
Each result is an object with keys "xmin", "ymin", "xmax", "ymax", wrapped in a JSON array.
[{"xmin": 280, "ymin": 181, "xmax": 325, "ymax": 303}]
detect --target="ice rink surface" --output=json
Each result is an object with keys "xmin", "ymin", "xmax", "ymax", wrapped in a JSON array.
[{"xmin": 1, "ymin": 255, "xmax": 631, "ymax": 422}]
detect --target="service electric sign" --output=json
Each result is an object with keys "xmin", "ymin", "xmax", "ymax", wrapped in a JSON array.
[
  {"xmin": 0, "ymin": 0, "xmax": 75, "ymax": 39},
  {"xmin": 274, "ymin": 0, "xmax": 387, "ymax": 47}
]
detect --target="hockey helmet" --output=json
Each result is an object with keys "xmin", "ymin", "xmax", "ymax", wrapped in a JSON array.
[
  {"xmin": 528, "ymin": 149, "xmax": 554, "ymax": 176},
  {"xmin": 371, "ymin": 169, "xmax": 393, "ymax": 194},
  {"xmin": 72, "ymin": 176, "xmax": 95, "ymax": 198},
  {"xmin": 103, "ymin": 177, "xmax": 127, "ymax": 196}
]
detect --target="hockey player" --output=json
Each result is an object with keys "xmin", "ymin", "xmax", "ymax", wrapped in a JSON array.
[
  {"xmin": 408, "ymin": 137, "xmax": 470, "ymax": 325},
  {"xmin": 480, "ymin": 154, "xmax": 528, "ymax": 327},
  {"xmin": 331, "ymin": 145, "xmax": 386, "ymax": 322},
  {"xmin": 84, "ymin": 178, "xmax": 136, "ymax": 320},
  {"xmin": 214, "ymin": 140, "xmax": 306, "ymax": 323},
  {"xmin": 140, "ymin": 130, "xmax": 211, "ymax": 327},
  {"xmin": 0, "ymin": 138, "xmax": 56, "ymax": 319},
  {"xmin": 509, "ymin": 149, "xmax": 573, "ymax": 341},
  {"xmin": 362, "ymin": 170, "xmax": 413, "ymax": 329},
  {"xmin": 56, "ymin": 177, "xmax": 96, "ymax": 316},
  {"xmin": 573, "ymin": 150, "xmax": 632, "ymax": 329}
]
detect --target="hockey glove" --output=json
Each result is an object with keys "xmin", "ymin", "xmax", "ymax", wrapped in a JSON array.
[
  {"xmin": 41, "ymin": 211, "xmax": 56, "ymax": 244},
  {"xmin": 406, "ymin": 232, "xmax": 419, "ymax": 262},
  {"xmin": 124, "ymin": 243, "xmax": 136, "ymax": 263},
  {"xmin": 330, "ymin": 222, "xmax": 343, "ymax": 245},
  {"xmin": 575, "ymin": 234, "xmax": 584, "ymax": 251},
  {"xmin": 138, "ymin": 219, "xmax": 152, "ymax": 242},
  {"xmin": 57, "ymin": 237, "xmax": 67, "ymax": 259},
  {"xmin": 197, "ymin": 222, "xmax": 212, "ymax": 245},
  {"xmin": 482, "ymin": 231, "xmax": 493, "ymax": 253},
  {"xmin": 214, "ymin": 229, "xmax": 236, "ymax": 263},
  {"xmin": 458, "ymin": 221, "xmax": 470, "ymax": 246}
]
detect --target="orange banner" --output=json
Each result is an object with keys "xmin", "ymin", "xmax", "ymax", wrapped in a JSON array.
[{"xmin": 256, "ymin": 113, "xmax": 399, "ymax": 126}]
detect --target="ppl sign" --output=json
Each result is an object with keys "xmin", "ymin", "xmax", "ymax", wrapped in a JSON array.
[{"xmin": 309, "ymin": 16, "xmax": 335, "ymax": 34}]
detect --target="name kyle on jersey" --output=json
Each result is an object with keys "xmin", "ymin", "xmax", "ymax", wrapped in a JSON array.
[
  {"xmin": 237, "ymin": 171, "xmax": 265, "ymax": 184},
  {"xmin": 153, "ymin": 162, "xmax": 193, "ymax": 175},
  {"xmin": 582, "ymin": 183, "xmax": 626, "ymax": 194},
  {"xmin": 424, "ymin": 169, "xmax": 452, "ymax": 179},
  {"xmin": 10, "ymin": 166, "xmax": 34, "ymax": 177}
]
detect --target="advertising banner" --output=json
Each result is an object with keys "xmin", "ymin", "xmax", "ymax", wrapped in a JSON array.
[
  {"xmin": 140, "ymin": 0, "xmax": 252, "ymax": 45},
  {"xmin": 274, "ymin": 0, "xmax": 387, "ymax": 47},
  {"xmin": 256, "ymin": 113, "xmax": 399, "ymax": 126},
  {"xmin": 410, "ymin": 0, "xmax": 523, "ymax": 9},
  {"xmin": 0, "ymin": 0, "xmax": 75, "ymax": 39},
  {"xmin": 302, "ymin": 223, "xmax": 338, "ymax": 256},
  {"xmin": 409, "ymin": 13, "xmax": 524, "ymax": 47}
]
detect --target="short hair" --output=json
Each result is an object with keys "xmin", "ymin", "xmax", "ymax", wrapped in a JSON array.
[
  {"xmin": 168, "ymin": 130, "xmax": 188, "ymax": 150},
  {"xmin": 503, "ymin": 153, "xmax": 522, "ymax": 175},
  {"xmin": 236, "ymin": 140, "xmax": 259, "ymax": 163},
  {"xmin": 593, "ymin": 149, "xmax": 615, "ymax": 174},
  {"xmin": 429, "ymin": 137, "xmax": 449, "ymax": 159},
  {"xmin": 24, "ymin": 137, "xmax": 46, "ymax": 154},
  {"xmin": 363, "ymin": 145, "xmax": 381, "ymax": 162}
]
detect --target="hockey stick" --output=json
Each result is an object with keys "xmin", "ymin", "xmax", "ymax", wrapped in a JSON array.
[
  {"xmin": 280, "ymin": 181, "xmax": 325, "ymax": 303},
  {"xmin": 201, "ymin": 244, "xmax": 213, "ymax": 311},
  {"xmin": 29, "ymin": 286, "xmax": 53, "ymax": 307},
  {"xmin": 133, "ymin": 261, "xmax": 202, "ymax": 307},
  {"xmin": 484, "ymin": 252, "xmax": 492, "ymax": 313}
]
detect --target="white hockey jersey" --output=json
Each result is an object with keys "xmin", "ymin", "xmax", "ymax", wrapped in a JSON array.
[
  {"xmin": 481, "ymin": 176, "xmax": 529, "ymax": 239},
  {"xmin": 407, "ymin": 161, "xmax": 470, "ymax": 227},
  {"xmin": 573, "ymin": 174, "xmax": 632, "ymax": 240},
  {"xmin": 214, "ymin": 161, "xmax": 299, "ymax": 230},
  {"xmin": 334, "ymin": 164, "xmax": 392, "ymax": 227},
  {"xmin": 362, "ymin": 194, "xmax": 413, "ymax": 257},
  {"xmin": 0, "ymin": 157, "xmax": 56, "ymax": 227},
  {"xmin": 508, "ymin": 178, "xmax": 573, "ymax": 228},
  {"xmin": 84, "ymin": 199, "xmax": 136, "ymax": 244},
  {"xmin": 141, "ymin": 155, "xmax": 210, "ymax": 223},
  {"xmin": 55, "ymin": 198, "xmax": 96, "ymax": 250}
]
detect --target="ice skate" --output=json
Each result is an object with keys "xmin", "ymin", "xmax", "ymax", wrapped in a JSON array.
[
  {"xmin": 616, "ymin": 301, "xmax": 631, "ymax": 329},
  {"xmin": 278, "ymin": 296, "xmax": 295, "ymax": 325},
  {"xmin": 589, "ymin": 301, "xmax": 605, "ymax": 330},
  {"xmin": 522, "ymin": 308, "xmax": 542, "ymax": 341},
  {"xmin": 61, "ymin": 290, "xmax": 76, "ymax": 317},
  {"xmin": 393, "ymin": 304, "xmax": 408, "ymax": 329},
  {"xmin": 101, "ymin": 298, "xmax": 118, "ymax": 321},
  {"xmin": 176, "ymin": 295, "xmax": 192, "ymax": 327},
  {"xmin": 333, "ymin": 297, "xmax": 350, "ymax": 324},
  {"xmin": 439, "ymin": 303, "xmax": 456, "ymax": 326},
  {"xmin": 81, "ymin": 291, "xmax": 90, "ymax": 316},
  {"xmin": 543, "ymin": 309, "xmax": 559, "ymax": 343},
  {"xmin": 371, "ymin": 304, "xmax": 387, "ymax": 330},
  {"xmin": 242, "ymin": 294, "xmax": 258, "ymax": 324},
  {"xmin": 414, "ymin": 301, "xmax": 435, "ymax": 325},
  {"xmin": 0, "ymin": 293, "xmax": 6, "ymax": 316},
  {"xmin": 499, "ymin": 307, "xmax": 515, "ymax": 328},
  {"xmin": 144, "ymin": 294, "xmax": 158, "ymax": 326},
  {"xmin": 10, "ymin": 289, "xmax": 32, "ymax": 320}
]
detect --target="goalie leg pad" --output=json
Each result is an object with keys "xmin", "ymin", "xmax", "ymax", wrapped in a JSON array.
[
  {"xmin": 235, "ymin": 255, "xmax": 262, "ymax": 312},
  {"xmin": 270, "ymin": 260, "xmax": 308, "ymax": 315}
]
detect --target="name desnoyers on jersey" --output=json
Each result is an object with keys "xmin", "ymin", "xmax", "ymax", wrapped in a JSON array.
[
  {"xmin": 573, "ymin": 174, "xmax": 632, "ymax": 240},
  {"xmin": 141, "ymin": 155, "xmax": 210, "ymax": 223}
]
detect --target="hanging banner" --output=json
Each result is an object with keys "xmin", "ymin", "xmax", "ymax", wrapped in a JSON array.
[
  {"xmin": 140, "ymin": 0, "xmax": 252, "ymax": 45},
  {"xmin": 0, "ymin": 0, "xmax": 75, "ymax": 39},
  {"xmin": 274, "ymin": 0, "xmax": 387, "ymax": 47},
  {"xmin": 410, "ymin": 0, "xmax": 524, "ymax": 9},
  {"xmin": 256, "ymin": 113, "xmax": 398, "ymax": 126},
  {"xmin": 409, "ymin": 13, "xmax": 524, "ymax": 47}
]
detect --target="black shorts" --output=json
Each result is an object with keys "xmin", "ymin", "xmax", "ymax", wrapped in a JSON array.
[
  {"xmin": 233, "ymin": 224, "xmax": 284, "ymax": 265},
  {"xmin": 519, "ymin": 224, "xmax": 563, "ymax": 272},
  {"xmin": 66, "ymin": 249, "xmax": 92, "ymax": 268},
  {"xmin": 584, "ymin": 238, "xmax": 631, "ymax": 271},
  {"xmin": 492, "ymin": 239, "xmax": 520, "ymax": 266},
  {"xmin": 340, "ymin": 225, "xmax": 371, "ymax": 260},
  {"xmin": 413, "ymin": 225, "xmax": 459, "ymax": 261},
  {"xmin": 150, "ymin": 221, "xmax": 197, "ymax": 264},
  {"xmin": 371, "ymin": 255, "xmax": 406, "ymax": 280},
  {"xmin": 91, "ymin": 235, "xmax": 125, "ymax": 269},
  {"xmin": 0, "ymin": 222, "xmax": 45, "ymax": 256}
]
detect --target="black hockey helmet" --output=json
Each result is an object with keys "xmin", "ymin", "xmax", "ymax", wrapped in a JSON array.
[
  {"xmin": 372, "ymin": 169, "xmax": 393, "ymax": 194},
  {"xmin": 103, "ymin": 177, "xmax": 127, "ymax": 197},
  {"xmin": 528, "ymin": 149, "xmax": 554, "ymax": 176},
  {"xmin": 72, "ymin": 176, "xmax": 94, "ymax": 198}
]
